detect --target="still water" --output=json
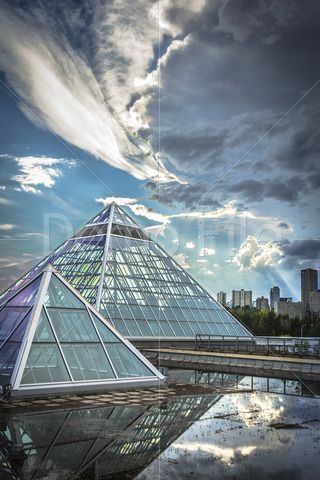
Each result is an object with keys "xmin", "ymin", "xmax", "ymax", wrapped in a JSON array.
[{"xmin": 1, "ymin": 369, "xmax": 319, "ymax": 479}]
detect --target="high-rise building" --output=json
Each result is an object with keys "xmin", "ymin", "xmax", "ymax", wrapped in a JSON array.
[
  {"xmin": 301, "ymin": 269, "xmax": 318, "ymax": 317},
  {"xmin": 270, "ymin": 286, "xmax": 280, "ymax": 311},
  {"xmin": 217, "ymin": 291, "xmax": 226, "ymax": 307},
  {"xmin": 232, "ymin": 289, "xmax": 252, "ymax": 308},
  {"xmin": 309, "ymin": 290, "xmax": 320, "ymax": 320},
  {"xmin": 0, "ymin": 202, "xmax": 252, "ymax": 342},
  {"xmin": 256, "ymin": 296, "xmax": 269, "ymax": 310},
  {"xmin": 276, "ymin": 298, "xmax": 302, "ymax": 320}
]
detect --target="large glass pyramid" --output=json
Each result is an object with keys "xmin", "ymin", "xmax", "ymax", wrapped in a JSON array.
[
  {"xmin": 0, "ymin": 202, "xmax": 252, "ymax": 340},
  {"xmin": 0, "ymin": 265, "xmax": 163, "ymax": 397}
]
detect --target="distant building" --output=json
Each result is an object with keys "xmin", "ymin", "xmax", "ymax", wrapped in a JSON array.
[
  {"xmin": 217, "ymin": 291, "xmax": 227, "ymax": 307},
  {"xmin": 309, "ymin": 290, "xmax": 320, "ymax": 320},
  {"xmin": 270, "ymin": 286, "xmax": 280, "ymax": 311},
  {"xmin": 301, "ymin": 269, "xmax": 318, "ymax": 317},
  {"xmin": 256, "ymin": 296, "xmax": 269, "ymax": 310},
  {"xmin": 232, "ymin": 289, "xmax": 252, "ymax": 308},
  {"xmin": 276, "ymin": 298, "xmax": 302, "ymax": 320}
]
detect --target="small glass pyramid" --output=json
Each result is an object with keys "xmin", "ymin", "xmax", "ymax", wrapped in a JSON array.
[
  {"xmin": 0, "ymin": 265, "xmax": 163, "ymax": 398},
  {"xmin": 0, "ymin": 201, "xmax": 252, "ymax": 341}
]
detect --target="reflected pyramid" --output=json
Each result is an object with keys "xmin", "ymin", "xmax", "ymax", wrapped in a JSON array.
[
  {"xmin": 0, "ymin": 202, "xmax": 252, "ymax": 341},
  {"xmin": 0, "ymin": 265, "xmax": 163, "ymax": 398},
  {"xmin": 0, "ymin": 392, "xmax": 221, "ymax": 480}
]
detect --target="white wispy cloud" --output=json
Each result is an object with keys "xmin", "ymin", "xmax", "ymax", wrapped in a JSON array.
[
  {"xmin": 0, "ymin": 197, "xmax": 15, "ymax": 206},
  {"xmin": 0, "ymin": 185, "xmax": 6, "ymax": 190},
  {"xmin": 10, "ymin": 155, "xmax": 70, "ymax": 194},
  {"xmin": 96, "ymin": 196, "xmax": 137, "ymax": 207},
  {"xmin": 0, "ymin": 3, "xmax": 182, "ymax": 184},
  {"xmin": 96, "ymin": 196, "xmax": 169, "ymax": 224},
  {"xmin": 233, "ymin": 235, "xmax": 282, "ymax": 271},
  {"xmin": 0, "ymin": 224, "xmax": 15, "ymax": 231},
  {"xmin": 173, "ymin": 442, "xmax": 256, "ymax": 465}
]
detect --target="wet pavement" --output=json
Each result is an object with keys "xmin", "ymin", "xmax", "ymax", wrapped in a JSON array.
[{"xmin": 1, "ymin": 369, "xmax": 319, "ymax": 479}]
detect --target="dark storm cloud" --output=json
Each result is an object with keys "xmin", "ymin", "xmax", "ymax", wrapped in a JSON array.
[
  {"xmin": 229, "ymin": 176, "xmax": 304, "ymax": 203},
  {"xmin": 145, "ymin": 180, "xmax": 223, "ymax": 209},
  {"xmin": 147, "ymin": 0, "xmax": 320, "ymax": 208},
  {"xmin": 282, "ymin": 239, "xmax": 320, "ymax": 261},
  {"xmin": 160, "ymin": 130, "xmax": 225, "ymax": 171}
]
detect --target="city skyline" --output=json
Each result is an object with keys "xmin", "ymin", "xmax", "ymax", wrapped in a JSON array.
[
  {"xmin": 0, "ymin": 1, "xmax": 319, "ymax": 300},
  {"xmin": 218, "ymin": 267, "xmax": 319, "ymax": 306}
]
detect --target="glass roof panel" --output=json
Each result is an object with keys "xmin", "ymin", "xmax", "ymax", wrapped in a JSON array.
[
  {"xmin": 99, "ymin": 235, "xmax": 250, "ymax": 338},
  {"xmin": 0, "ymin": 311, "xmax": 31, "ymax": 378},
  {"xmin": 7, "ymin": 276, "xmax": 42, "ymax": 307},
  {"xmin": 91, "ymin": 312, "xmax": 120, "ymax": 343},
  {"xmin": 0, "ymin": 306, "xmax": 29, "ymax": 343},
  {"xmin": 21, "ymin": 344, "xmax": 71, "ymax": 384},
  {"xmin": 86, "ymin": 205, "xmax": 111, "ymax": 225},
  {"xmin": 48, "ymin": 309, "xmax": 99, "ymax": 343},
  {"xmin": 44, "ymin": 275, "xmax": 84, "ymax": 309},
  {"xmin": 62, "ymin": 344, "xmax": 115, "ymax": 380},
  {"xmin": 33, "ymin": 309, "xmax": 55, "ymax": 342},
  {"xmin": 104, "ymin": 343, "xmax": 153, "ymax": 378}
]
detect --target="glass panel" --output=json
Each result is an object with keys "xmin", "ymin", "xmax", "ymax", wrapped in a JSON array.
[
  {"xmin": 48, "ymin": 309, "xmax": 99, "ymax": 343},
  {"xmin": 6, "ymin": 276, "xmax": 42, "ymax": 307},
  {"xmin": 44, "ymin": 275, "xmax": 84, "ymax": 309},
  {"xmin": 33, "ymin": 309, "xmax": 55, "ymax": 342},
  {"xmin": 62, "ymin": 344, "xmax": 115, "ymax": 380},
  {"xmin": 0, "ymin": 312, "xmax": 32, "ymax": 377},
  {"xmin": 0, "ymin": 306, "xmax": 29, "ymax": 342},
  {"xmin": 87, "ymin": 205, "xmax": 111, "ymax": 225},
  {"xmin": 0, "ymin": 342, "xmax": 21, "ymax": 376},
  {"xmin": 21, "ymin": 344, "xmax": 70, "ymax": 384},
  {"xmin": 105, "ymin": 343, "xmax": 154, "ymax": 378},
  {"xmin": 91, "ymin": 313, "xmax": 120, "ymax": 343}
]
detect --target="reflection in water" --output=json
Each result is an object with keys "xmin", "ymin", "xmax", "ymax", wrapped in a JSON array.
[
  {"xmin": 0, "ymin": 394, "xmax": 220, "ymax": 479},
  {"xmin": 1, "ymin": 370, "xmax": 320, "ymax": 480}
]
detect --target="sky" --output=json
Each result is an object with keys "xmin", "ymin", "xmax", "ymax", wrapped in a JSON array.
[{"xmin": 0, "ymin": 0, "xmax": 319, "ymax": 302}]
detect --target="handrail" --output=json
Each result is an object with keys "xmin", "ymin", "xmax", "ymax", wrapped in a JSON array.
[{"xmin": 194, "ymin": 334, "xmax": 320, "ymax": 358}]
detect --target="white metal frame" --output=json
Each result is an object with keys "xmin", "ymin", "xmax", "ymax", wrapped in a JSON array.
[{"xmin": 95, "ymin": 203, "xmax": 114, "ymax": 310}]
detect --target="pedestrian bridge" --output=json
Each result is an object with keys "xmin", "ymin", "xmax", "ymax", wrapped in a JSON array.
[{"xmin": 143, "ymin": 347, "xmax": 320, "ymax": 382}]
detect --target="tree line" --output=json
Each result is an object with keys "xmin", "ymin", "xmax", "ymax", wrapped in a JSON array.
[{"xmin": 230, "ymin": 307, "xmax": 320, "ymax": 337}]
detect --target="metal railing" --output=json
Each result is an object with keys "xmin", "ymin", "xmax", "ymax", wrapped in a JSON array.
[{"xmin": 195, "ymin": 334, "xmax": 320, "ymax": 358}]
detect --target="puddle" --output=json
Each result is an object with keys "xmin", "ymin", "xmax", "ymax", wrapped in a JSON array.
[{"xmin": 0, "ymin": 369, "xmax": 319, "ymax": 479}]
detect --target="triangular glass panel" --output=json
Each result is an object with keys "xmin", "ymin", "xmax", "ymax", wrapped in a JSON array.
[
  {"xmin": 87, "ymin": 205, "xmax": 112, "ymax": 225},
  {"xmin": 33, "ymin": 309, "xmax": 55, "ymax": 342},
  {"xmin": 104, "ymin": 343, "xmax": 153, "ymax": 378},
  {"xmin": 44, "ymin": 275, "xmax": 84, "ymax": 309},
  {"xmin": 91, "ymin": 312, "xmax": 120, "ymax": 343}
]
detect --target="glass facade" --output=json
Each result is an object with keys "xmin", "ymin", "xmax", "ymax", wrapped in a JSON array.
[
  {"xmin": 0, "ymin": 268, "xmax": 161, "ymax": 396},
  {"xmin": 0, "ymin": 203, "xmax": 251, "ymax": 340}
]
